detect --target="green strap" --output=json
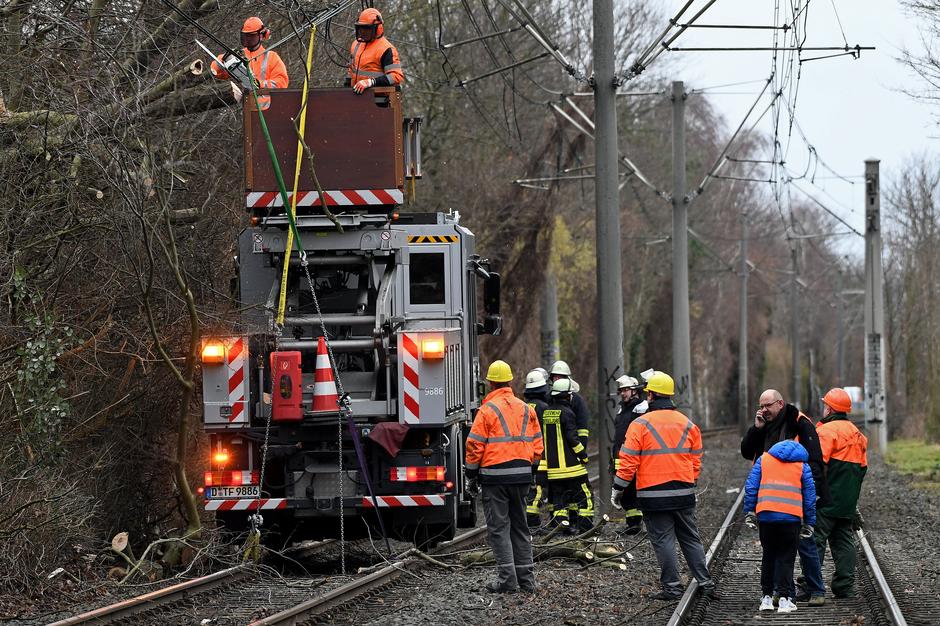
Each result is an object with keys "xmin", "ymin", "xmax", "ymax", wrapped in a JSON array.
[{"xmin": 243, "ymin": 61, "xmax": 305, "ymax": 256}]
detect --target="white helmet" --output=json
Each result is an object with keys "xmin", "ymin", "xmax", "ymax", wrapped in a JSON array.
[
  {"xmin": 570, "ymin": 379, "xmax": 580, "ymax": 393},
  {"xmin": 616, "ymin": 375, "xmax": 639, "ymax": 390},
  {"xmin": 550, "ymin": 378, "xmax": 572, "ymax": 396},
  {"xmin": 639, "ymin": 368, "xmax": 655, "ymax": 382},
  {"xmin": 534, "ymin": 367, "xmax": 549, "ymax": 380},
  {"xmin": 550, "ymin": 360, "xmax": 571, "ymax": 377},
  {"xmin": 525, "ymin": 369, "xmax": 548, "ymax": 389}
]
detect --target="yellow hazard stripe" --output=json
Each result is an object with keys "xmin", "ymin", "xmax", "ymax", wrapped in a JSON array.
[{"xmin": 408, "ymin": 235, "xmax": 458, "ymax": 243}]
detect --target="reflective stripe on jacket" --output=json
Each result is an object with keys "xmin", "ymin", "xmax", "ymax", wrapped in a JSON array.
[
  {"xmin": 816, "ymin": 415, "xmax": 867, "ymax": 517},
  {"xmin": 348, "ymin": 37, "xmax": 404, "ymax": 86},
  {"xmin": 614, "ymin": 400, "xmax": 702, "ymax": 511},
  {"xmin": 756, "ymin": 453, "xmax": 804, "ymax": 518},
  {"xmin": 542, "ymin": 401, "xmax": 588, "ymax": 480},
  {"xmin": 465, "ymin": 387, "xmax": 543, "ymax": 485}
]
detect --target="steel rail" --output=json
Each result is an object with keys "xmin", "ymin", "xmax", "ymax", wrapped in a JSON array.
[
  {"xmin": 667, "ymin": 486, "xmax": 744, "ymax": 626},
  {"xmin": 257, "ymin": 454, "xmax": 605, "ymax": 625},
  {"xmin": 249, "ymin": 527, "xmax": 488, "ymax": 625},
  {"xmin": 666, "ymin": 488, "xmax": 910, "ymax": 626},
  {"xmin": 857, "ymin": 528, "xmax": 909, "ymax": 626},
  {"xmin": 47, "ymin": 566, "xmax": 250, "ymax": 625}
]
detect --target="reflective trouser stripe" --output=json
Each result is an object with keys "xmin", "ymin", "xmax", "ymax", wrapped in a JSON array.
[{"xmin": 526, "ymin": 485, "xmax": 543, "ymax": 514}]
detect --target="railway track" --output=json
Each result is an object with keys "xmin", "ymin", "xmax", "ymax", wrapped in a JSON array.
[
  {"xmin": 48, "ymin": 530, "xmax": 487, "ymax": 626},
  {"xmin": 666, "ymin": 488, "xmax": 909, "ymax": 626},
  {"xmin": 52, "ymin": 447, "xmax": 685, "ymax": 626}
]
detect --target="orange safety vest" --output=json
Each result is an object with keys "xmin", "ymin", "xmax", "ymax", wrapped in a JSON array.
[
  {"xmin": 466, "ymin": 387, "xmax": 543, "ymax": 484},
  {"xmin": 211, "ymin": 45, "xmax": 289, "ymax": 110},
  {"xmin": 348, "ymin": 36, "xmax": 404, "ymax": 85},
  {"xmin": 615, "ymin": 409, "xmax": 702, "ymax": 491},
  {"xmin": 756, "ymin": 453, "xmax": 804, "ymax": 518}
]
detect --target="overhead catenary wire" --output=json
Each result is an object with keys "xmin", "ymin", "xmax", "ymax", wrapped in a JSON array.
[
  {"xmin": 788, "ymin": 180, "xmax": 863, "ymax": 237},
  {"xmin": 687, "ymin": 77, "xmax": 776, "ymax": 201},
  {"xmin": 558, "ymin": 96, "xmax": 669, "ymax": 198}
]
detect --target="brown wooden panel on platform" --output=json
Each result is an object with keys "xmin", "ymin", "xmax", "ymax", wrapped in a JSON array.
[{"xmin": 244, "ymin": 87, "xmax": 403, "ymax": 192}]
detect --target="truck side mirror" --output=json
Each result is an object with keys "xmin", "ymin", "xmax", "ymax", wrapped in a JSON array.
[{"xmin": 479, "ymin": 272, "xmax": 501, "ymax": 336}]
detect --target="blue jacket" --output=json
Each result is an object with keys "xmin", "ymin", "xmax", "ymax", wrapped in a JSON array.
[{"xmin": 744, "ymin": 440, "xmax": 816, "ymax": 525}]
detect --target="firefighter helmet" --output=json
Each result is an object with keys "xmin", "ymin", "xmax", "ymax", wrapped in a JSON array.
[
  {"xmin": 525, "ymin": 369, "xmax": 548, "ymax": 390},
  {"xmin": 550, "ymin": 378, "xmax": 572, "ymax": 396},
  {"xmin": 550, "ymin": 360, "xmax": 571, "ymax": 377},
  {"xmin": 616, "ymin": 375, "xmax": 640, "ymax": 390}
]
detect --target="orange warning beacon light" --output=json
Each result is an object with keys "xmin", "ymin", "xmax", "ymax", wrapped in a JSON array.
[
  {"xmin": 201, "ymin": 339, "xmax": 225, "ymax": 364},
  {"xmin": 421, "ymin": 336, "xmax": 445, "ymax": 359}
]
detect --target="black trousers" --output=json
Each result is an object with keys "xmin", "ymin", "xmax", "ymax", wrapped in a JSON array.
[{"xmin": 759, "ymin": 521, "xmax": 801, "ymax": 598}]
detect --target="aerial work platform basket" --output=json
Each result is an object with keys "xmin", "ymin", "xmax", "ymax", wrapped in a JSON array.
[{"xmin": 243, "ymin": 87, "xmax": 421, "ymax": 214}]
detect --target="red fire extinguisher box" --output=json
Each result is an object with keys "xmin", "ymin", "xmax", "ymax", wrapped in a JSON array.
[{"xmin": 271, "ymin": 351, "xmax": 303, "ymax": 422}]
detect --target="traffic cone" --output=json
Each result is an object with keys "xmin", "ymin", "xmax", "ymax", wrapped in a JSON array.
[{"xmin": 311, "ymin": 336, "xmax": 338, "ymax": 412}]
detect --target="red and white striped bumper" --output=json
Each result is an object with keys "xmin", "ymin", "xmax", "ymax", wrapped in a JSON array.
[
  {"xmin": 246, "ymin": 189, "xmax": 403, "ymax": 208},
  {"xmin": 361, "ymin": 495, "xmax": 446, "ymax": 507},
  {"xmin": 205, "ymin": 498, "xmax": 287, "ymax": 511}
]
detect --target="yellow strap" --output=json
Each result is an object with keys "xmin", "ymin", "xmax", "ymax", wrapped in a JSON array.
[{"xmin": 276, "ymin": 26, "xmax": 317, "ymax": 326}]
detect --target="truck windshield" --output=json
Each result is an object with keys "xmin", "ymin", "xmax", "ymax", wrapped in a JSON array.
[{"xmin": 410, "ymin": 252, "xmax": 445, "ymax": 305}]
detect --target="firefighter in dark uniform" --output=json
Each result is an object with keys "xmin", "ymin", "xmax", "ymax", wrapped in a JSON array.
[
  {"xmin": 544, "ymin": 378, "xmax": 593, "ymax": 533},
  {"xmin": 611, "ymin": 374, "xmax": 646, "ymax": 534},
  {"xmin": 550, "ymin": 360, "xmax": 590, "ymax": 448},
  {"xmin": 523, "ymin": 369, "xmax": 551, "ymax": 529}
]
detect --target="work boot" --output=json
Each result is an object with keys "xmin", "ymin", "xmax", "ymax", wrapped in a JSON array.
[
  {"xmin": 485, "ymin": 581, "xmax": 518, "ymax": 594},
  {"xmin": 649, "ymin": 590, "xmax": 682, "ymax": 601},
  {"xmin": 808, "ymin": 595, "xmax": 826, "ymax": 606},
  {"xmin": 700, "ymin": 585, "xmax": 718, "ymax": 600}
]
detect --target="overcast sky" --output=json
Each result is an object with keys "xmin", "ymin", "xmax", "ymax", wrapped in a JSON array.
[{"xmin": 645, "ymin": 0, "xmax": 935, "ymax": 253}]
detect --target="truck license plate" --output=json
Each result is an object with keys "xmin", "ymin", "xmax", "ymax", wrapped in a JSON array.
[{"xmin": 206, "ymin": 485, "xmax": 260, "ymax": 499}]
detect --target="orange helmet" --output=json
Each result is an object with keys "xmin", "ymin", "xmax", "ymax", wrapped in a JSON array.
[
  {"xmin": 241, "ymin": 16, "xmax": 269, "ymax": 51},
  {"xmin": 822, "ymin": 388, "xmax": 852, "ymax": 414},
  {"xmin": 355, "ymin": 8, "xmax": 384, "ymax": 41},
  {"xmin": 242, "ymin": 16, "xmax": 266, "ymax": 34}
]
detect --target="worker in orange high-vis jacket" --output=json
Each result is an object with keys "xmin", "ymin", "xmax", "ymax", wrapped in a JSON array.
[
  {"xmin": 814, "ymin": 388, "xmax": 868, "ymax": 598},
  {"xmin": 211, "ymin": 17, "xmax": 289, "ymax": 109},
  {"xmin": 347, "ymin": 8, "xmax": 404, "ymax": 94},
  {"xmin": 465, "ymin": 360, "xmax": 543, "ymax": 594},
  {"xmin": 743, "ymin": 439, "xmax": 817, "ymax": 614},
  {"xmin": 611, "ymin": 371, "xmax": 716, "ymax": 601}
]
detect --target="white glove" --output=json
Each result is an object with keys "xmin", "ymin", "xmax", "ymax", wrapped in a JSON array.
[
  {"xmin": 745, "ymin": 512, "xmax": 758, "ymax": 529},
  {"xmin": 353, "ymin": 78, "xmax": 375, "ymax": 94},
  {"xmin": 232, "ymin": 83, "xmax": 243, "ymax": 103},
  {"xmin": 610, "ymin": 488, "xmax": 623, "ymax": 510}
]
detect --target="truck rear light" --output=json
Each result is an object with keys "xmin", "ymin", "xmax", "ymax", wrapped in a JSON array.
[
  {"xmin": 421, "ymin": 337, "xmax": 445, "ymax": 359},
  {"xmin": 204, "ymin": 470, "xmax": 259, "ymax": 486},
  {"xmin": 201, "ymin": 340, "xmax": 225, "ymax": 364},
  {"xmin": 390, "ymin": 466, "xmax": 446, "ymax": 482}
]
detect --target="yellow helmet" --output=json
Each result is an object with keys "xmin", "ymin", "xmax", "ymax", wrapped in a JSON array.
[
  {"xmin": 486, "ymin": 360, "xmax": 513, "ymax": 383},
  {"xmin": 644, "ymin": 371, "xmax": 675, "ymax": 396}
]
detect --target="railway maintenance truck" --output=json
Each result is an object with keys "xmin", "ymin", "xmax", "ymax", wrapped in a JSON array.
[{"xmin": 198, "ymin": 87, "xmax": 501, "ymax": 547}]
